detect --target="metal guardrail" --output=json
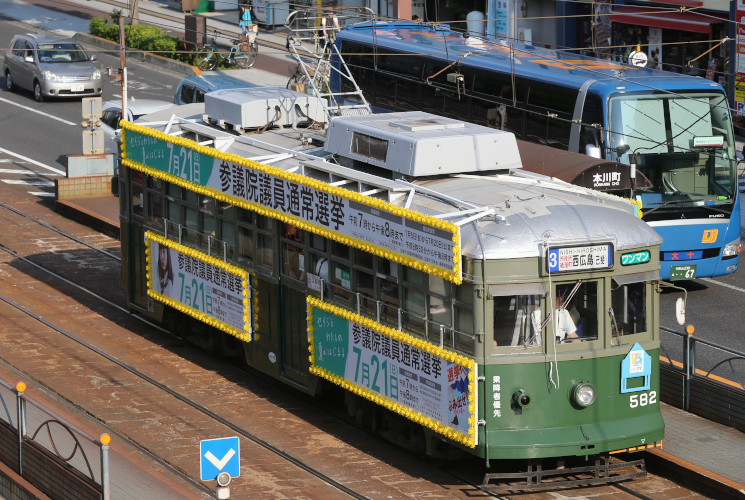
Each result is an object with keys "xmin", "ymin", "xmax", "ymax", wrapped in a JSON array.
[
  {"xmin": 0, "ymin": 379, "xmax": 109, "ymax": 499},
  {"xmin": 660, "ymin": 326, "xmax": 745, "ymax": 428}
]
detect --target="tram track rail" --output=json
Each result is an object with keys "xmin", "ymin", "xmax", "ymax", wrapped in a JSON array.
[
  {"xmin": 0, "ymin": 292, "xmax": 368, "ymax": 499},
  {"xmin": 0, "ymin": 198, "xmax": 721, "ymax": 499},
  {"xmin": 0, "ymin": 201, "xmax": 375, "ymax": 498}
]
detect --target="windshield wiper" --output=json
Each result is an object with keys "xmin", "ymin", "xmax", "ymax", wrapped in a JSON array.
[{"xmin": 642, "ymin": 199, "xmax": 691, "ymax": 216}]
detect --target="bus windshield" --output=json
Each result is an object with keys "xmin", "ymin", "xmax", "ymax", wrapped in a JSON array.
[{"xmin": 608, "ymin": 92, "xmax": 736, "ymax": 207}]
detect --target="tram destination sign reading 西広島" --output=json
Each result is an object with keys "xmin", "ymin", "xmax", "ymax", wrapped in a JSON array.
[
  {"xmin": 122, "ymin": 123, "xmax": 462, "ymax": 283},
  {"xmin": 546, "ymin": 243, "xmax": 613, "ymax": 274}
]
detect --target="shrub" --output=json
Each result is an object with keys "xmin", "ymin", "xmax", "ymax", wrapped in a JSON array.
[
  {"xmin": 125, "ymin": 24, "xmax": 164, "ymax": 50},
  {"xmin": 89, "ymin": 17, "xmax": 119, "ymax": 42}
]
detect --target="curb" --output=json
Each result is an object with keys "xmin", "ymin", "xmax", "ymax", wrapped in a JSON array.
[
  {"xmin": 73, "ymin": 32, "xmax": 198, "ymax": 76},
  {"xmin": 643, "ymin": 449, "xmax": 745, "ymax": 499}
]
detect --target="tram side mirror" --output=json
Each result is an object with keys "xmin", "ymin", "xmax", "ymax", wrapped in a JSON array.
[
  {"xmin": 613, "ymin": 144, "xmax": 631, "ymax": 155},
  {"xmin": 675, "ymin": 297, "xmax": 685, "ymax": 326}
]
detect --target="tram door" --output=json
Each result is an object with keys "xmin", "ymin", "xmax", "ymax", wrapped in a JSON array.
[{"xmin": 278, "ymin": 224, "xmax": 312, "ymax": 389}]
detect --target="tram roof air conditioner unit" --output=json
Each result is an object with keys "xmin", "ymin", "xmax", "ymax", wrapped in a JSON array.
[
  {"xmin": 204, "ymin": 87, "xmax": 326, "ymax": 131},
  {"xmin": 325, "ymin": 111, "xmax": 522, "ymax": 177}
]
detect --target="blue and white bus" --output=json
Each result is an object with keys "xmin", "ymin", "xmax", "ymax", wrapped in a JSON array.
[{"xmin": 332, "ymin": 21, "xmax": 741, "ymax": 280}]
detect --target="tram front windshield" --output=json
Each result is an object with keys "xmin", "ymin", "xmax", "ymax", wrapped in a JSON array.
[
  {"xmin": 608, "ymin": 92, "xmax": 736, "ymax": 209},
  {"xmin": 491, "ymin": 279, "xmax": 648, "ymax": 348}
]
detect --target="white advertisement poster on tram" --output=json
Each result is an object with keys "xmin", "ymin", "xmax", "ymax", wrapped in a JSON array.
[
  {"xmin": 123, "ymin": 124, "xmax": 462, "ymax": 284},
  {"xmin": 146, "ymin": 232, "xmax": 252, "ymax": 341},
  {"xmin": 307, "ymin": 297, "xmax": 477, "ymax": 448}
]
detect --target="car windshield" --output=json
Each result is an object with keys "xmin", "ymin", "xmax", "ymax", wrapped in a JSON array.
[{"xmin": 37, "ymin": 43, "xmax": 90, "ymax": 63}]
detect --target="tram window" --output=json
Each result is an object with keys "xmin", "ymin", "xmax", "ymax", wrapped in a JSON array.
[
  {"xmin": 429, "ymin": 275, "xmax": 452, "ymax": 327},
  {"xmin": 184, "ymin": 207, "xmax": 199, "ymax": 245},
  {"xmin": 357, "ymin": 269, "xmax": 375, "ymax": 316},
  {"xmin": 404, "ymin": 267, "xmax": 426, "ymax": 287},
  {"xmin": 332, "ymin": 263, "xmax": 352, "ymax": 302},
  {"xmin": 202, "ymin": 212, "xmax": 216, "ymax": 237},
  {"xmin": 167, "ymin": 184, "xmax": 183, "ymax": 200},
  {"xmin": 146, "ymin": 194, "xmax": 164, "ymax": 230},
  {"xmin": 493, "ymin": 294, "xmax": 541, "ymax": 346},
  {"xmin": 131, "ymin": 182, "xmax": 143, "ymax": 217},
  {"xmin": 311, "ymin": 233, "xmax": 326, "ymax": 251},
  {"xmin": 221, "ymin": 220, "xmax": 235, "ymax": 248},
  {"xmin": 238, "ymin": 208, "xmax": 252, "ymax": 224},
  {"xmin": 554, "ymin": 282, "xmax": 598, "ymax": 342},
  {"xmin": 331, "ymin": 241, "xmax": 349, "ymax": 260},
  {"xmin": 256, "ymin": 233, "xmax": 274, "ymax": 270},
  {"xmin": 282, "ymin": 224, "xmax": 306, "ymax": 282},
  {"xmin": 403, "ymin": 287, "xmax": 426, "ymax": 334},
  {"xmin": 610, "ymin": 280, "xmax": 647, "ymax": 336},
  {"xmin": 379, "ymin": 277, "xmax": 400, "ymax": 327},
  {"xmin": 147, "ymin": 176, "xmax": 163, "ymax": 190},
  {"xmin": 354, "ymin": 249, "xmax": 373, "ymax": 270}
]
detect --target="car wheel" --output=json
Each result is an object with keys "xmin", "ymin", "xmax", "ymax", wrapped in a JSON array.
[
  {"xmin": 33, "ymin": 81, "xmax": 43, "ymax": 102},
  {"xmin": 4, "ymin": 70, "xmax": 13, "ymax": 91}
]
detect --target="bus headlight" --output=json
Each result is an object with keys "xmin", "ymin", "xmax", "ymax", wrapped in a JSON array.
[
  {"xmin": 722, "ymin": 238, "xmax": 742, "ymax": 257},
  {"xmin": 571, "ymin": 382, "xmax": 596, "ymax": 408}
]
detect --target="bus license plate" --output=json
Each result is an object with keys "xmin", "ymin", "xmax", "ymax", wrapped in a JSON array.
[
  {"xmin": 670, "ymin": 264, "xmax": 696, "ymax": 280},
  {"xmin": 71, "ymin": 84, "xmax": 84, "ymax": 92}
]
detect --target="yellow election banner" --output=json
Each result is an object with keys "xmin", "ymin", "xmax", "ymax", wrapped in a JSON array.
[
  {"xmin": 307, "ymin": 296, "xmax": 478, "ymax": 448},
  {"xmin": 146, "ymin": 231, "xmax": 254, "ymax": 341},
  {"xmin": 122, "ymin": 122, "xmax": 462, "ymax": 283}
]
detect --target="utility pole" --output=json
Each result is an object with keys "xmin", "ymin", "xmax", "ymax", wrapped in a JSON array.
[
  {"xmin": 130, "ymin": 0, "xmax": 140, "ymax": 25},
  {"xmin": 119, "ymin": 17, "xmax": 128, "ymax": 124}
]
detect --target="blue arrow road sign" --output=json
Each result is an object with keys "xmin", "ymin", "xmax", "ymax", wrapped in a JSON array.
[{"xmin": 200, "ymin": 436, "xmax": 240, "ymax": 481}]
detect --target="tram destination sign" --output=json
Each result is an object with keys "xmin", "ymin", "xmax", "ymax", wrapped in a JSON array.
[
  {"xmin": 146, "ymin": 232, "xmax": 253, "ymax": 341},
  {"xmin": 307, "ymin": 297, "xmax": 478, "ymax": 448},
  {"xmin": 123, "ymin": 123, "xmax": 462, "ymax": 283},
  {"xmin": 546, "ymin": 243, "xmax": 613, "ymax": 274}
]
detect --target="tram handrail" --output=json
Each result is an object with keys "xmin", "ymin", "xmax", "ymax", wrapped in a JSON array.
[{"xmin": 150, "ymin": 222, "xmax": 478, "ymax": 355}]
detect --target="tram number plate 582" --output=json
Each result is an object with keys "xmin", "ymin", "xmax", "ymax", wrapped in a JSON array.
[{"xmin": 629, "ymin": 391, "xmax": 657, "ymax": 408}]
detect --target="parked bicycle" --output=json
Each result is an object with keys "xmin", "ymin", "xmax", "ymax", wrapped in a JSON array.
[
  {"xmin": 286, "ymin": 63, "xmax": 310, "ymax": 92},
  {"xmin": 195, "ymin": 30, "xmax": 257, "ymax": 70}
]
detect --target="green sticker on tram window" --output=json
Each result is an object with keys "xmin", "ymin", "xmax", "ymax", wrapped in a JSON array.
[{"xmin": 621, "ymin": 250, "xmax": 651, "ymax": 266}]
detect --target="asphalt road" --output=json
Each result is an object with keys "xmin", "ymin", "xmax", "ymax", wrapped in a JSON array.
[
  {"xmin": 0, "ymin": 18, "xmax": 181, "ymax": 170},
  {"xmin": 1, "ymin": 16, "xmax": 744, "ymax": 380}
]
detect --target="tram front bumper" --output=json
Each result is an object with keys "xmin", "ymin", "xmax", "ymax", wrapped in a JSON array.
[{"xmin": 483, "ymin": 413, "xmax": 664, "ymax": 460}]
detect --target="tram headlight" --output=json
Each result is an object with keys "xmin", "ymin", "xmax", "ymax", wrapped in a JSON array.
[
  {"xmin": 571, "ymin": 382, "xmax": 596, "ymax": 408},
  {"xmin": 722, "ymin": 237, "xmax": 742, "ymax": 257}
]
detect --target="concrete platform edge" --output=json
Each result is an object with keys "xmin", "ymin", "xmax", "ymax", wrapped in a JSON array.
[
  {"xmin": 55, "ymin": 198, "xmax": 120, "ymax": 239},
  {"xmin": 644, "ymin": 448, "xmax": 745, "ymax": 499}
]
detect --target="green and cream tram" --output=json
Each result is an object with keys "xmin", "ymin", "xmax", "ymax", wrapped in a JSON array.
[{"xmin": 118, "ymin": 88, "xmax": 663, "ymax": 486}]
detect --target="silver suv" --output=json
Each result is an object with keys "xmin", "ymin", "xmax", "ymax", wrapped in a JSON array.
[{"xmin": 3, "ymin": 33, "xmax": 102, "ymax": 102}]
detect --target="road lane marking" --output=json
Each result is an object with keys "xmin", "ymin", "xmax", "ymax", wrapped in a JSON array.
[
  {"xmin": 0, "ymin": 169, "xmax": 60, "ymax": 176},
  {"xmin": 2, "ymin": 180, "xmax": 55, "ymax": 187},
  {"xmin": 701, "ymin": 277, "xmax": 745, "ymax": 293},
  {"xmin": 30, "ymin": 192, "xmax": 55, "ymax": 197},
  {"xmin": 0, "ymin": 97, "xmax": 77, "ymax": 125},
  {"xmin": 0, "ymin": 148, "xmax": 65, "ymax": 175}
]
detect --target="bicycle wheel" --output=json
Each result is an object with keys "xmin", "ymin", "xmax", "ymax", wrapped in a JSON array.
[
  {"xmin": 235, "ymin": 43, "xmax": 257, "ymax": 69},
  {"xmin": 195, "ymin": 48, "xmax": 216, "ymax": 71},
  {"xmin": 286, "ymin": 73, "xmax": 309, "ymax": 92}
]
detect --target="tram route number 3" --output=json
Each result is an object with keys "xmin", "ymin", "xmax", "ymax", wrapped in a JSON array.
[{"xmin": 629, "ymin": 391, "xmax": 657, "ymax": 408}]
